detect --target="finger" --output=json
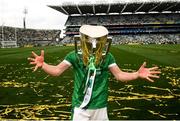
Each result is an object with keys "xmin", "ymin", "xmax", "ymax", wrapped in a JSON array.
[
  {"xmin": 150, "ymin": 71, "xmax": 161, "ymax": 74},
  {"xmin": 146, "ymin": 77, "xmax": 154, "ymax": 82},
  {"xmin": 41, "ymin": 50, "xmax": 44, "ymax": 57},
  {"xmin": 149, "ymin": 75, "xmax": 160, "ymax": 78},
  {"xmin": 30, "ymin": 62, "xmax": 36, "ymax": 65},
  {"xmin": 33, "ymin": 65, "xmax": 38, "ymax": 72},
  {"xmin": 142, "ymin": 62, "xmax": 146, "ymax": 67},
  {"xmin": 140, "ymin": 62, "xmax": 146, "ymax": 69},
  {"xmin": 32, "ymin": 51, "xmax": 38, "ymax": 57},
  {"xmin": 149, "ymin": 66, "xmax": 159, "ymax": 71},
  {"xmin": 28, "ymin": 57, "xmax": 35, "ymax": 61}
]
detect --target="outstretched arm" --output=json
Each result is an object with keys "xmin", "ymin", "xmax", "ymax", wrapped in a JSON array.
[
  {"xmin": 28, "ymin": 50, "xmax": 71, "ymax": 76},
  {"xmin": 109, "ymin": 62, "xmax": 161, "ymax": 82}
]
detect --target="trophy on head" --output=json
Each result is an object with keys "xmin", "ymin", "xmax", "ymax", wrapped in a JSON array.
[
  {"xmin": 74, "ymin": 25, "xmax": 112, "ymax": 68},
  {"xmin": 73, "ymin": 25, "xmax": 112, "ymax": 108}
]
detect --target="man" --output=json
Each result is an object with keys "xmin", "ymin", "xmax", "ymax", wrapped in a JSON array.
[{"xmin": 28, "ymin": 25, "xmax": 161, "ymax": 121}]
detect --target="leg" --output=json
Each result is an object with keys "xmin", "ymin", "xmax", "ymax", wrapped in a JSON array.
[
  {"xmin": 90, "ymin": 107, "xmax": 109, "ymax": 121},
  {"xmin": 73, "ymin": 107, "xmax": 90, "ymax": 121}
]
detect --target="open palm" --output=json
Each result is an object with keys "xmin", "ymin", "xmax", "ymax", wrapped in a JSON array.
[
  {"xmin": 28, "ymin": 50, "xmax": 44, "ymax": 71},
  {"xmin": 138, "ymin": 62, "xmax": 161, "ymax": 82}
]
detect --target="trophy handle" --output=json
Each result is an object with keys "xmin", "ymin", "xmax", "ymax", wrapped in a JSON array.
[
  {"xmin": 105, "ymin": 36, "xmax": 112, "ymax": 55},
  {"xmin": 74, "ymin": 35, "xmax": 80, "ymax": 54}
]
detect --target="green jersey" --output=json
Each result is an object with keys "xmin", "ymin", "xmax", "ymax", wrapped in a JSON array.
[{"xmin": 64, "ymin": 51, "xmax": 116, "ymax": 109}]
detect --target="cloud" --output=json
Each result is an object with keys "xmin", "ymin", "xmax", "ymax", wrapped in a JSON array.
[{"xmin": 0, "ymin": 0, "xmax": 68, "ymax": 30}]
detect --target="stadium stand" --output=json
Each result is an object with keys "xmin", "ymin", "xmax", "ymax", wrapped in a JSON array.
[
  {"xmin": 49, "ymin": 0, "xmax": 180, "ymax": 44},
  {"xmin": 0, "ymin": 26, "xmax": 61, "ymax": 48}
]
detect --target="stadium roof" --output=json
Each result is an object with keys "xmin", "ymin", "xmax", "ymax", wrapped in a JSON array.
[{"xmin": 48, "ymin": 0, "xmax": 180, "ymax": 15}]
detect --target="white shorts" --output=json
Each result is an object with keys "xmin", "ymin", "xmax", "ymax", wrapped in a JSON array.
[{"xmin": 73, "ymin": 107, "xmax": 109, "ymax": 121}]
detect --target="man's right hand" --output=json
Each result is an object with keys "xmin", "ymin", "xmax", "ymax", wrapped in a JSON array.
[{"xmin": 28, "ymin": 50, "xmax": 44, "ymax": 72}]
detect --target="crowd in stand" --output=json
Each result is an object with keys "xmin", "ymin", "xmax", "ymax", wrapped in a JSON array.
[
  {"xmin": 0, "ymin": 26, "xmax": 61, "ymax": 47},
  {"xmin": 60, "ymin": 34, "xmax": 179, "ymax": 45},
  {"xmin": 66, "ymin": 13, "xmax": 180, "ymax": 26},
  {"xmin": 113, "ymin": 34, "xmax": 179, "ymax": 44},
  {"xmin": 64, "ymin": 13, "xmax": 180, "ymax": 44}
]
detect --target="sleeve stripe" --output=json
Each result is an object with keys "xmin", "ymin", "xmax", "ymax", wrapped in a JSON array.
[
  {"xmin": 108, "ymin": 63, "xmax": 117, "ymax": 68},
  {"xmin": 62, "ymin": 60, "xmax": 72, "ymax": 66}
]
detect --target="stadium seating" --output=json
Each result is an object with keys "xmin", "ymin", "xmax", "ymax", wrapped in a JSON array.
[
  {"xmin": 0, "ymin": 26, "xmax": 61, "ymax": 48},
  {"xmin": 63, "ymin": 13, "xmax": 180, "ymax": 44}
]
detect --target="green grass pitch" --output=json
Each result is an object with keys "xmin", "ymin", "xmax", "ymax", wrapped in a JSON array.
[{"xmin": 0, "ymin": 44, "xmax": 179, "ymax": 120}]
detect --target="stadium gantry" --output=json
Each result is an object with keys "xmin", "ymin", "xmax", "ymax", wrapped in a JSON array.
[
  {"xmin": 49, "ymin": 0, "xmax": 180, "ymax": 44},
  {"xmin": 49, "ymin": 0, "xmax": 180, "ymax": 15}
]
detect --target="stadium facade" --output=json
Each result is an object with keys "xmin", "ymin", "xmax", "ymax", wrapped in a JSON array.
[{"xmin": 49, "ymin": 0, "xmax": 180, "ymax": 44}]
